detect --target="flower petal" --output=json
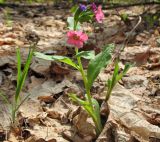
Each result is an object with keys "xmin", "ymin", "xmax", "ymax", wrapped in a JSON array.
[{"xmin": 67, "ymin": 31, "xmax": 88, "ymax": 48}]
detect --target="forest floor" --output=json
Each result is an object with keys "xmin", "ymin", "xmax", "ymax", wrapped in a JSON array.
[{"xmin": 0, "ymin": 2, "xmax": 160, "ymax": 142}]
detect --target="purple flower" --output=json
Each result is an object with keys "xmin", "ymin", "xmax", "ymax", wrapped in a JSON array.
[
  {"xmin": 79, "ymin": 4, "xmax": 87, "ymax": 11},
  {"xmin": 91, "ymin": 3, "xmax": 97, "ymax": 12}
]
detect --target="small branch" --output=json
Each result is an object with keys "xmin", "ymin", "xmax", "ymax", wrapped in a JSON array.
[
  {"xmin": 113, "ymin": 16, "xmax": 142, "ymax": 61},
  {"xmin": 122, "ymin": 16, "xmax": 142, "ymax": 50}
]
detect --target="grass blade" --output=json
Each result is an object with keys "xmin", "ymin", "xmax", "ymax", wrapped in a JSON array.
[
  {"xmin": 16, "ymin": 48, "xmax": 22, "ymax": 87},
  {"xmin": 15, "ymin": 48, "xmax": 34, "ymax": 102}
]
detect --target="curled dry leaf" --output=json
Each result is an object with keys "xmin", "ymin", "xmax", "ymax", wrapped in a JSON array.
[
  {"xmin": 73, "ymin": 108, "xmax": 96, "ymax": 141},
  {"xmin": 62, "ymin": 130, "xmax": 87, "ymax": 142},
  {"xmin": 44, "ymin": 96, "xmax": 72, "ymax": 123},
  {"xmin": 96, "ymin": 121, "xmax": 117, "ymax": 142}
]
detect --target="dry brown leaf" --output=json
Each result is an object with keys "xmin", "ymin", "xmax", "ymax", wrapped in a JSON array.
[
  {"xmin": 38, "ymin": 96, "xmax": 55, "ymax": 104},
  {"xmin": 50, "ymin": 62, "xmax": 70, "ymax": 75},
  {"xmin": 73, "ymin": 108, "xmax": 96, "ymax": 140}
]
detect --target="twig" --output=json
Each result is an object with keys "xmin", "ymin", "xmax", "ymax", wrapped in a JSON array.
[
  {"xmin": 122, "ymin": 16, "xmax": 142, "ymax": 50},
  {"xmin": 113, "ymin": 16, "xmax": 142, "ymax": 61}
]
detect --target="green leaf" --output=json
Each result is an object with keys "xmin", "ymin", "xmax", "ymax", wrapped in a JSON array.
[
  {"xmin": 111, "ymin": 61, "xmax": 119, "ymax": 87},
  {"xmin": 107, "ymin": 79, "xmax": 112, "ymax": 89},
  {"xmin": 74, "ymin": 7, "xmax": 81, "ymax": 22},
  {"xmin": 34, "ymin": 52, "xmax": 79, "ymax": 70},
  {"xmin": 91, "ymin": 98, "xmax": 102, "ymax": 131},
  {"xmin": 75, "ymin": 51, "xmax": 95, "ymax": 59},
  {"xmin": 67, "ymin": 17, "xmax": 81, "ymax": 30},
  {"xmin": 16, "ymin": 48, "xmax": 22, "ymax": 87},
  {"xmin": 15, "ymin": 48, "xmax": 34, "ymax": 102},
  {"xmin": 105, "ymin": 62, "xmax": 130, "ymax": 101},
  {"xmin": 79, "ymin": 11, "xmax": 94, "ymax": 23},
  {"xmin": 69, "ymin": 93, "xmax": 88, "ymax": 106},
  {"xmin": 116, "ymin": 63, "xmax": 131, "ymax": 81},
  {"xmin": 71, "ymin": 5, "xmax": 78, "ymax": 14},
  {"xmin": 87, "ymin": 44, "xmax": 114, "ymax": 90}
]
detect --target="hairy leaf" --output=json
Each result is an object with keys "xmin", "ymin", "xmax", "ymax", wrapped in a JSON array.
[
  {"xmin": 34, "ymin": 52, "xmax": 79, "ymax": 70},
  {"xmin": 75, "ymin": 50, "xmax": 95, "ymax": 59},
  {"xmin": 71, "ymin": 5, "xmax": 78, "ymax": 14},
  {"xmin": 79, "ymin": 11, "xmax": 94, "ymax": 23},
  {"xmin": 87, "ymin": 44, "xmax": 114, "ymax": 90}
]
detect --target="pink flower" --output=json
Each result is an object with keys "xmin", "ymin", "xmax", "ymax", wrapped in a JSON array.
[
  {"xmin": 95, "ymin": 6, "xmax": 104, "ymax": 23},
  {"xmin": 67, "ymin": 31, "xmax": 88, "ymax": 48},
  {"xmin": 91, "ymin": 3, "xmax": 97, "ymax": 12}
]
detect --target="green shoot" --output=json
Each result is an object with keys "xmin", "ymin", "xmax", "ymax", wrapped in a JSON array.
[
  {"xmin": 12, "ymin": 46, "xmax": 35, "ymax": 123},
  {"xmin": 0, "ymin": 45, "xmax": 35, "ymax": 124},
  {"xmin": 105, "ymin": 61, "xmax": 130, "ymax": 102}
]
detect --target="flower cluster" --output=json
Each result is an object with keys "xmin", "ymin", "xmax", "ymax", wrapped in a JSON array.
[
  {"xmin": 91, "ymin": 3, "xmax": 104, "ymax": 23},
  {"xmin": 67, "ymin": 3, "xmax": 104, "ymax": 48}
]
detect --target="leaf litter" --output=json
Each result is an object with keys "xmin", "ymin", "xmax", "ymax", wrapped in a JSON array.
[{"xmin": 0, "ymin": 2, "xmax": 160, "ymax": 142}]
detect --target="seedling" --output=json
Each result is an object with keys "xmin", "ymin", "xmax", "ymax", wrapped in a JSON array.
[
  {"xmin": 105, "ymin": 61, "xmax": 130, "ymax": 101},
  {"xmin": 0, "ymin": 44, "xmax": 36, "ymax": 124}
]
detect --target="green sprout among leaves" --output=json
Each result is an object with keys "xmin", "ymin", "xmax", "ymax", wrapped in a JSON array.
[
  {"xmin": 105, "ymin": 61, "xmax": 130, "ymax": 102},
  {"xmin": 0, "ymin": 43, "xmax": 37, "ymax": 124},
  {"xmin": 34, "ymin": 4, "xmax": 112, "ymax": 135}
]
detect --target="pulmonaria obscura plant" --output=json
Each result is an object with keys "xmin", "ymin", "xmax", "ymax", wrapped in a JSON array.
[{"xmin": 35, "ymin": 3, "xmax": 113, "ymax": 135}]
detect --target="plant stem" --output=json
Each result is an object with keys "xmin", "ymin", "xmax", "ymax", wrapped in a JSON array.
[
  {"xmin": 11, "ymin": 106, "xmax": 16, "ymax": 123},
  {"xmin": 73, "ymin": 22, "xmax": 102, "ymax": 135},
  {"xmin": 75, "ymin": 48, "xmax": 93, "ymax": 110},
  {"xmin": 105, "ymin": 88, "xmax": 112, "ymax": 102}
]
